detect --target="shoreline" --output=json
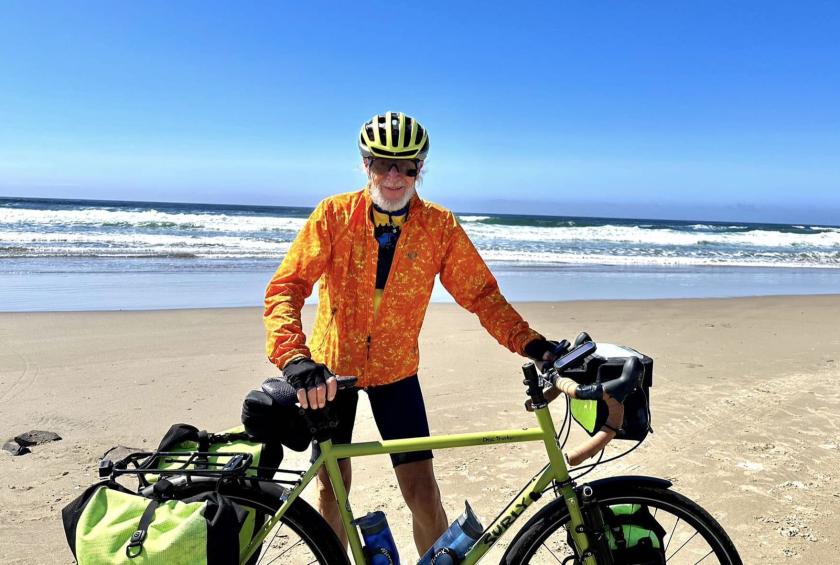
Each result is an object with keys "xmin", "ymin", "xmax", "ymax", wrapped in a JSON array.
[
  {"xmin": 1, "ymin": 295, "xmax": 839, "ymax": 562},
  {"xmin": 4, "ymin": 262, "xmax": 840, "ymax": 312},
  {"xmin": 2, "ymin": 290, "xmax": 840, "ymax": 314}
]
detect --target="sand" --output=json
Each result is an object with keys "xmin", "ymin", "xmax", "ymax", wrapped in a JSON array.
[{"xmin": 1, "ymin": 296, "xmax": 839, "ymax": 563}]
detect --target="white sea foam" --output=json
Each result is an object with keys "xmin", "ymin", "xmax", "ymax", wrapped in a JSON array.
[
  {"xmin": 462, "ymin": 223, "xmax": 840, "ymax": 249},
  {"xmin": 687, "ymin": 223, "xmax": 749, "ymax": 231},
  {"xmin": 0, "ymin": 230, "xmax": 290, "ymax": 258},
  {"xmin": 0, "ymin": 207, "xmax": 307, "ymax": 233},
  {"xmin": 4, "ymin": 203, "xmax": 839, "ymax": 267},
  {"xmin": 478, "ymin": 249, "xmax": 840, "ymax": 268}
]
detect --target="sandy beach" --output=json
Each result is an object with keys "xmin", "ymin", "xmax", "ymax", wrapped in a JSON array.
[{"xmin": 1, "ymin": 296, "xmax": 839, "ymax": 563}]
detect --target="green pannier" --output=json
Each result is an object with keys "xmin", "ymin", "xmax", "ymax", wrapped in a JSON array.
[
  {"xmin": 62, "ymin": 480, "xmax": 248, "ymax": 564},
  {"xmin": 604, "ymin": 503, "xmax": 667, "ymax": 565},
  {"xmin": 150, "ymin": 423, "xmax": 283, "ymax": 480}
]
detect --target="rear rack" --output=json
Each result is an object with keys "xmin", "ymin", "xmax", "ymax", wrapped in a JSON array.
[{"xmin": 99, "ymin": 450, "xmax": 308, "ymax": 489}]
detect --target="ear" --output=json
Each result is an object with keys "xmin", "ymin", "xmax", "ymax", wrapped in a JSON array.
[{"xmin": 417, "ymin": 160, "xmax": 424, "ymax": 171}]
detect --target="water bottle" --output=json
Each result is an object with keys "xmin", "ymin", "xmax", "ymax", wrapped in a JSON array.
[
  {"xmin": 417, "ymin": 501, "xmax": 484, "ymax": 565},
  {"xmin": 355, "ymin": 511, "xmax": 401, "ymax": 565}
]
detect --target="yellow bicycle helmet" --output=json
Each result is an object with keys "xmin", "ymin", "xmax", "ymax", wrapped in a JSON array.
[{"xmin": 359, "ymin": 111, "xmax": 430, "ymax": 160}]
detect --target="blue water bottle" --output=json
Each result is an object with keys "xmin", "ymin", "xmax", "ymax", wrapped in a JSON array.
[
  {"xmin": 417, "ymin": 501, "xmax": 484, "ymax": 564},
  {"xmin": 355, "ymin": 511, "xmax": 401, "ymax": 565}
]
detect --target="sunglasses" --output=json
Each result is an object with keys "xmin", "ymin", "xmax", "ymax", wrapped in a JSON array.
[{"xmin": 368, "ymin": 158, "xmax": 420, "ymax": 178}]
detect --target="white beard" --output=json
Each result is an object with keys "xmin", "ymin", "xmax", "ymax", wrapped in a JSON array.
[{"xmin": 369, "ymin": 182, "xmax": 416, "ymax": 211}]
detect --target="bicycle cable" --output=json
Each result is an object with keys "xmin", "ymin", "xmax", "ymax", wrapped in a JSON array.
[
  {"xmin": 568, "ymin": 438, "xmax": 645, "ymax": 482},
  {"xmin": 541, "ymin": 446, "xmax": 605, "ymax": 496},
  {"xmin": 568, "ymin": 449, "xmax": 605, "ymax": 482},
  {"xmin": 557, "ymin": 396, "xmax": 572, "ymax": 449}
]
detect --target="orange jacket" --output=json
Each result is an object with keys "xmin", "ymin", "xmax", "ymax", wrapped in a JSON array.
[{"xmin": 264, "ymin": 187, "xmax": 542, "ymax": 388}]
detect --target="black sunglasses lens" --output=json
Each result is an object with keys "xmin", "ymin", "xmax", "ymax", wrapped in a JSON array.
[{"xmin": 371, "ymin": 159, "xmax": 418, "ymax": 177}]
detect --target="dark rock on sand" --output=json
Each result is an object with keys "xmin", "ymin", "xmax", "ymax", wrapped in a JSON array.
[
  {"xmin": 14, "ymin": 430, "xmax": 62, "ymax": 447},
  {"xmin": 3, "ymin": 440, "xmax": 31, "ymax": 456}
]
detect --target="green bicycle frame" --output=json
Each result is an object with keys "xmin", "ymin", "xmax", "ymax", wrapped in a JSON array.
[{"xmin": 242, "ymin": 404, "xmax": 597, "ymax": 565}]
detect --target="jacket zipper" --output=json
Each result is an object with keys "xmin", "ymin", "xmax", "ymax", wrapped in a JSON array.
[{"xmin": 363, "ymin": 207, "xmax": 376, "ymax": 376}]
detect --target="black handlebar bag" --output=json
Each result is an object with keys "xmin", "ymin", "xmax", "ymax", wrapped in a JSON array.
[
  {"xmin": 241, "ymin": 378, "xmax": 313, "ymax": 451},
  {"xmin": 241, "ymin": 376, "xmax": 352, "ymax": 450},
  {"xmin": 563, "ymin": 343, "xmax": 654, "ymax": 442}
]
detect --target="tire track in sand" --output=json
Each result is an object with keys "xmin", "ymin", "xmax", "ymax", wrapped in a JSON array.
[{"xmin": 0, "ymin": 350, "xmax": 40, "ymax": 404}]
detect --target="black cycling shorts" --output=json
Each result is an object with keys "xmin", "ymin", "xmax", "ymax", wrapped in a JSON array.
[{"xmin": 310, "ymin": 374, "xmax": 433, "ymax": 467}]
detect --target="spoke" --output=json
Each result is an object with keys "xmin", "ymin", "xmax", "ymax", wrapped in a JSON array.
[
  {"xmin": 667, "ymin": 530, "xmax": 700, "ymax": 561},
  {"xmin": 694, "ymin": 548, "xmax": 715, "ymax": 564},
  {"xmin": 539, "ymin": 524, "xmax": 571, "ymax": 564},
  {"xmin": 258, "ymin": 521, "xmax": 286, "ymax": 564},
  {"xmin": 262, "ymin": 538, "xmax": 307, "ymax": 565},
  {"xmin": 665, "ymin": 516, "xmax": 680, "ymax": 553},
  {"xmin": 539, "ymin": 541, "xmax": 565, "ymax": 563},
  {"xmin": 523, "ymin": 496, "xmax": 732, "ymax": 565}
]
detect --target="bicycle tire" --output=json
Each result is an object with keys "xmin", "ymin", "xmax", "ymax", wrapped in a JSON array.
[
  {"xmin": 502, "ymin": 481, "xmax": 742, "ymax": 564},
  {"xmin": 169, "ymin": 479, "xmax": 350, "ymax": 565}
]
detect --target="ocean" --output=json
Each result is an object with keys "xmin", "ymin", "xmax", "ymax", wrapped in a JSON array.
[{"xmin": 2, "ymin": 196, "xmax": 839, "ymax": 312}]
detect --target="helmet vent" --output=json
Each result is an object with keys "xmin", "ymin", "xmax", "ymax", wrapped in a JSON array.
[
  {"xmin": 403, "ymin": 116, "xmax": 413, "ymax": 147},
  {"xmin": 391, "ymin": 122, "xmax": 400, "ymax": 147}
]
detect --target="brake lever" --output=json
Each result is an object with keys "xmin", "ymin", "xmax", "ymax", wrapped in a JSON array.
[{"xmin": 525, "ymin": 369, "xmax": 563, "ymax": 412}]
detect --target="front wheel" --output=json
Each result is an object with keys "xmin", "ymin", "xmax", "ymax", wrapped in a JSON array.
[{"xmin": 502, "ymin": 480, "xmax": 742, "ymax": 564}]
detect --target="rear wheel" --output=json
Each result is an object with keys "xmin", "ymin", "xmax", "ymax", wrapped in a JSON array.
[
  {"xmin": 503, "ymin": 482, "xmax": 742, "ymax": 564},
  {"xmin": 171, "ymin": 479, "xmax": 349, "ymax": 565}
]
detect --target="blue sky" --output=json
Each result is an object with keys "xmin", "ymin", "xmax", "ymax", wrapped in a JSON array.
[{"xmin": 1, "ymin": 1, "xmax": 838, "ymax": 224}]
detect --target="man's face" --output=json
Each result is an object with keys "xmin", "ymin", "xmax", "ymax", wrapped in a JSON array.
[{"xmin": 366, "ymin": 159, "xmax": 423, "ymax": 211}]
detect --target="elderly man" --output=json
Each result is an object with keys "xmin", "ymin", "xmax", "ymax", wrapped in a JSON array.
[{"xmin": 264, "ymin": 111, "xmax": 556, "ymax": 554}]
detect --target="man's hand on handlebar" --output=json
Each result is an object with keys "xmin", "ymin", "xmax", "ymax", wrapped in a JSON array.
[
  {"xmin": 524, "ymin": 338, "xmax": 569, "ymax": 372},
  {"xmin": 281, "ymin": 358, "xmax": 338, "ymax": 410}
]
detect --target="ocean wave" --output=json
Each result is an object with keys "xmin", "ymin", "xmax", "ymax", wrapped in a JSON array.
[
  {"xmin": 0, "ymin": 249, "xmax": 204, "ymax": 259},
  {"xmin": 687, "ymin": 223, "xmax": 750, "ymax": 232},
  {"xmin": 4, "ymin": 229, "xmax": 838, "ymax": 267},
  {"xmin": 462, "ymin": 223, "xmax": 840, "ymax": 249},
  {"xmin": 0, "ymin": 230, "xmax": 291, "ymax": 258},
  {"xmin": 0, "ymin": 246, "xmax": 290, "ymax": 259},
  {"xmin": 4, "ymin": 201, "xmax": 839, "ymax": 268},
  {"xmin": 479, "ymin": 249, "xmax": 840, "ymax": 269},
  {"xmin": 0, "ymin": 207, "xmax": 307, "ymax": 233}
]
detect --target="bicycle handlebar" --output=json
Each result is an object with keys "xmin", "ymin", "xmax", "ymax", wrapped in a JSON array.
[{"xmin": 527, "ymin": 345, "xmax": 645, "ymax": 466}]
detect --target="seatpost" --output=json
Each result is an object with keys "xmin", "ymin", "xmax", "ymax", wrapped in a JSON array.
[{"xmin": 522, "ymin": 362, "xmax": 547, "ymax": 409}]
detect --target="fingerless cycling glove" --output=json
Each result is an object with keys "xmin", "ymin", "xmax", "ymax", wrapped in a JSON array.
[{"xmin": 282, "ymin": 358, "xmax": 334, "ymax": 391}]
